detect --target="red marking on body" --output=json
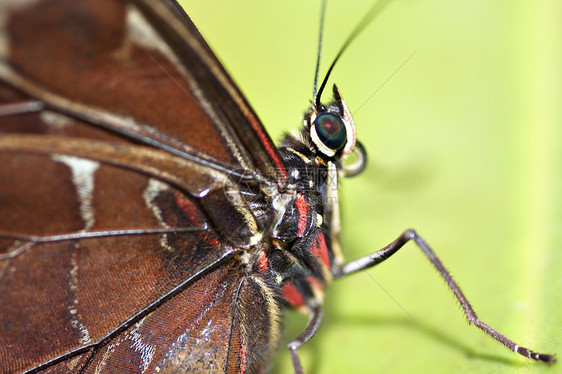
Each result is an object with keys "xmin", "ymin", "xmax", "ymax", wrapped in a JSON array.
[
  {"xmin": 174, "ymin": 192, "xmax": 201, "ymax": 225},
  {"xmin": 282, "ymin": 282, "xmax": 305, "ymax": 307},
  {"xmin": 310, "ymin": 232, "xmax": 330, "ymax": 268},
  {"xmin": 257, "ymin": 251, "xmax": 268, "ymax": 273},
  {"xmin": 295, "ymin": 194, "xmax": 310, "ymax": 237}
]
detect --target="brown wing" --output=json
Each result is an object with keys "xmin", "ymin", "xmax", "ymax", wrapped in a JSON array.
[
  {"xmin": 0, "ymin": 0, "xmax": 286, "ymax": 182},
  {"xmin": 80, "ymin": 263, "xmax": 281, "ymax": 374},
  {"xmin": 1, "ymin": 200, "xmax": 280, "ymax": 373},
  {"xmin": 0, "ymin": 147, "xmax": 273, "ymax": 372},
  {"xmin": 0, "ymin": 0, "xmax": 282, "ymax": 372}
]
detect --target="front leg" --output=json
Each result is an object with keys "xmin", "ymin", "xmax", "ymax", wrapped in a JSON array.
[
  {"xmin": 333, "ymin": 229, "xmax": 556, "ymax": 364},
  {"xmin": 287, "ymin": 305, "xmax": 323, "ymax": 374}
]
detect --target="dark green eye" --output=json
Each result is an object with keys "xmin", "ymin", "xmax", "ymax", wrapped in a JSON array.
[{"xmin": 313, "ymin": 113, "xmax": 347, "ymax": 151}]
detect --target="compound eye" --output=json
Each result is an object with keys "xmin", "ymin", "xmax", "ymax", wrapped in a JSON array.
[{"xmin": 312, "ymin": 112, "xmax": 347, "ymax": 152}]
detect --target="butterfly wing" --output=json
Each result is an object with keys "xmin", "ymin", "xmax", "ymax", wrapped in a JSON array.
[
  {"xmin": 0, "ymin": 0, "xmax": 286, "ymax": 181},
  {"xmin": 0, "ymin": 0, "xmax": 282, "ymax": 372}
]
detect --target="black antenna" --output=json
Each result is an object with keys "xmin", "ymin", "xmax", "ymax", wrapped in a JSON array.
[
  {"xmin": 315, "ymin": 0, "xmax": 395, "ymax": 109},
  {"xmin": 312, "ymin": 0, "xmax": 328, "ymax": 102}
]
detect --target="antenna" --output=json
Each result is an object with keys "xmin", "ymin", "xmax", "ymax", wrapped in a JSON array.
[
  {"xmin": 312, "ymin": 0, "xmax": 328, "ymax": 103},
  {"xmin": 315, "ymin": 0, "xmax": 395, "ymax": 109}
]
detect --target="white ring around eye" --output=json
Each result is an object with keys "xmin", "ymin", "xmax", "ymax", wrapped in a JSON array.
[
  {"xmin": 340, "ymin": 99, "xmax": 356, "ymax": 156},
  {"xmin": 310, "ymin": 124, "xmax": 336, "ymax": 157}
]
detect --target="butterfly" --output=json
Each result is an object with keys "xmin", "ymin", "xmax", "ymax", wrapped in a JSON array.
[{"xmin": 0, "ymin": 0, "xmax": 556, "ymax": 373}]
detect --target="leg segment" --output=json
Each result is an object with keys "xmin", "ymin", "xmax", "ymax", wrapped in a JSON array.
[
  {"xmin": 333, "ymin": 229, "xmax": 556, "ymax": 364},
  {"xmin": 288, "ymin": 305, "xmax": 323, "ymax": 374}
]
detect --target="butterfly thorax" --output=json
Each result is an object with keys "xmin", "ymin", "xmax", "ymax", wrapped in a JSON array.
[
  {"xmin": 249, "ymin": 86, "xmax": 363, "ymax": 311},
  {"xmin": 259, "ymin": 134, "xmax": 335, "ymax": 310}
]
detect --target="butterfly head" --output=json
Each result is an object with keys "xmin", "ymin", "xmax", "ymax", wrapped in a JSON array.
[{"xmin": 306, "ymin": 84, "xmax": 366, "ymax": 176}]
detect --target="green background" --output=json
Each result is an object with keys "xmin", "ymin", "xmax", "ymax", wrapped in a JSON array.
[{"xmin": 180, "ymin": 1, "xmax": 561, "ymax": 373}]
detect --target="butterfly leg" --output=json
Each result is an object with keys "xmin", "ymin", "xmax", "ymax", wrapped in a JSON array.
[
  {"xmin": 288, "ymin": 305, "xmax": 323, "ymax": 374},
  {"xmin": 332, "ymin": 229, "xmax": 556, "ymax": 364}
]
